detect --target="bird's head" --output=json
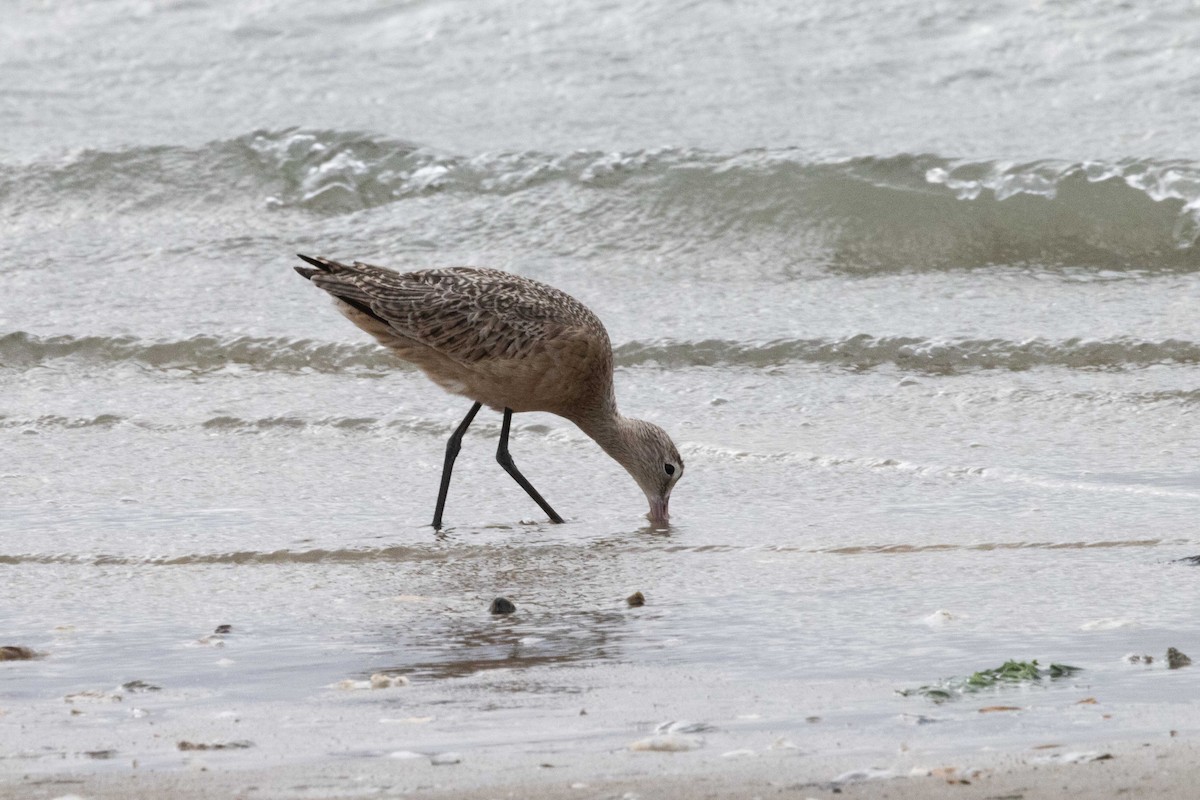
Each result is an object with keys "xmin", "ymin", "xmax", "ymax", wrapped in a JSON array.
[{"xmin": 616, "ymin": 418, "xmax": 683, "ymax": 526}]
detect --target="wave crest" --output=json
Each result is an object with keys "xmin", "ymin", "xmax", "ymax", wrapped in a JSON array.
[
  {"xmin": 0, "ymin": 331, "xmax": 399, "ymax": 374},
  {"xmin": 7, "ymin": 331, "xmax": 1200, "ymax": 376}
]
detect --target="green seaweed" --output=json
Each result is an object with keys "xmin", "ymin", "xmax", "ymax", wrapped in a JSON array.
[{"xmin": 899, "ymin": 659, "xmax": 1081, "ymax": 703}]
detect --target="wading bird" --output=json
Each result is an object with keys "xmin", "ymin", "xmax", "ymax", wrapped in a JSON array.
[{"xmin": 294, "ymin": 255, "xmax": 682, "ymax": 528}]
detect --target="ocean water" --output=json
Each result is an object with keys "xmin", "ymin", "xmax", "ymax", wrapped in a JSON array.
[{"xmin": 4, "ymin": 0, "xmax": 1200, "ymax": 788}]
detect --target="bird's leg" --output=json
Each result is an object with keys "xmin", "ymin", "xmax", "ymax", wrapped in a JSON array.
[
  {"xmin": 496, "ymin": 408, "xmax": 565, "ymax": 524},
  {"xmin": 432, "ymin": 401, "xmax": 482, "ymax": 529}
]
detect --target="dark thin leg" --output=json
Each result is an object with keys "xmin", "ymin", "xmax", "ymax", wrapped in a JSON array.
[
  {"xmin": 432, "ymin": 402, "xmax": 482, "ymax": 529},
  {"xmin": 496, "ymin": 408, "xmax": 565, "ymax": 524}
]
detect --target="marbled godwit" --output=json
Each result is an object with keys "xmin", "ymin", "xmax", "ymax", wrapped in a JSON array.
[{"xmin": 294, "ymin": 255, "xmax": 683, "ymax": 528}]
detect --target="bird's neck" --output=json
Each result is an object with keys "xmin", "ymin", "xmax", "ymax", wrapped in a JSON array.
[{"xmin": 572, "ymin": 405, "xmax": 640, "ymax": 473}]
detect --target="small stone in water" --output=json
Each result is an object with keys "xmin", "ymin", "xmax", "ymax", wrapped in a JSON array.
[
  {"xmin": 489, "ymin": 597, "xmax": 516, "ymax": 615},
  {"xmin": 1167, "ymin": 648, "xmax": 1192, "ymax": 669},
  {"xmin": 626, "ymin": 591, "xmax": 645, "ymax": 607},
  {"xmin": 214, "ymin": 624, "xmax": 233, "ymax": 634}
]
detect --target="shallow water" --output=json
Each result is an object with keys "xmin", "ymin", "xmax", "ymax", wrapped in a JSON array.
[{"xmin": 4, "ymin": 0, "xmax": 1200, "ymax": 787}]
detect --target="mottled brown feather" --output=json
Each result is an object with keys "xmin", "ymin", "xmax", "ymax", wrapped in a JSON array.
[{"xmin": 299, "ymin": 257, "xmax": 615, "ymax": 419}]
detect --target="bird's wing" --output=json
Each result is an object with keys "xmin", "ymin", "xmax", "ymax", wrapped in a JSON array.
[{"xmin": 298, "ymin": 256, "xmax": 605, "ymax": 365}]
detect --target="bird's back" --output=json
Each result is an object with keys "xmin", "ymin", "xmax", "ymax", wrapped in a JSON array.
[{"xmin": 297, "ymin": 257, "xmax": 616, "ymax": 418}]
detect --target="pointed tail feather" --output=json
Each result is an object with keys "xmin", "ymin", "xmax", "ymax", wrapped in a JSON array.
[
  {"xmin": 294, "ymin": 253, "xmax": 388, "ymax": 324},
  {"xmin": 294, "ymin": 253, "xmax": 346, "ymax": 280}
]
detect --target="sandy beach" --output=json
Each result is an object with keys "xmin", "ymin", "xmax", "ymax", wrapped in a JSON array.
[{"xmin": 6, "ymin": 737, "xmax": 1198, "ymax": 800}]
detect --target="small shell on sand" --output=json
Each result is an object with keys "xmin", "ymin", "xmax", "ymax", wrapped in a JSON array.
[
  {"xmin": 387, "ymin": 750, "xmax": 425, "ymax": 759},
  {"xmin": 1033, "ymin": 751, "xmax": 1113, "ymax": 764},
  {"xmin": 370, "ymin": 673, "xmax": 410, "ymax": 689},
  {"xmin": 832, "ymin": 767, "xmax": 894, "ymax": 783},
  {"xmin": 65, "ymin": 691, "xmax": 122, "ymax": 704},
  {"xmin": 629, "ymin": 734, "xmax": 703, "ymax": 752},
  {"xmin": 655, "ymin": 720, "xmax": 714, "ymax": 735},
  {"xmin": 721, "ymin": 748, "xmax": 757, "ymax": 759},
  {"xmin": 1080, "ymin": 618, "xmax": 1133, "ymax": 631},
  {"xmin": 334, "ymin": 674, "xmax": 410, "ymax": 690},
  {"xmin": 626, "ymin": 591, "xmax": 646, "ymax": 607}
]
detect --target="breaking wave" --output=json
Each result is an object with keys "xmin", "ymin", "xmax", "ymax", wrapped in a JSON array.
[{"xmin": 2, "ymin": 129, "xmax": 1199, "ymax": 271}]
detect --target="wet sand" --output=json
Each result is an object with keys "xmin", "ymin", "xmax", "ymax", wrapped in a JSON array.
[{"xmin": 5, "ymin": 737, "xmax": 1196, "ymax": 800}]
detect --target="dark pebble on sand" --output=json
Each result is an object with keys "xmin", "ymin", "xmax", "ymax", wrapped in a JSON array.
[
  {"xmin": 122, "ymin": 680, "xmax": 162, "ymax": 693},
  {"xmin": 626, "ymin": 591, "xmax": 645, "ymax": 607},
  {"xmin": 177, "ymin": 740, "xmax": 253, "ymax": 751},
  {"xmin": 1167, "ymin": 648, "xmax": 1192, "ymax": 669},
  {"xmin": 0, "ymin": 646, "xmax": 41, "ymax": 661},
  {"xmin": 489, "ymin": 597, "xmax": 516, "ymax": 615}
]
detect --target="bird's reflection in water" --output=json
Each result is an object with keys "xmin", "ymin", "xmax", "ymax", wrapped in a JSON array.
[{"xmin": 373, "ymin": 608, "xmax": 636, "ymax": 683}]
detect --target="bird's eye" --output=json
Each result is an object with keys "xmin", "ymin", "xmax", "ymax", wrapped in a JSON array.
[{"xmin": 664, "ymin": 463, "xmax": 675, "ymax": 476}]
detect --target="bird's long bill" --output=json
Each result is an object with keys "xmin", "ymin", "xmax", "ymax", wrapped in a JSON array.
[{"xmin": 648, "ymin": 494, "xmax": 670, "ymax": 526}]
